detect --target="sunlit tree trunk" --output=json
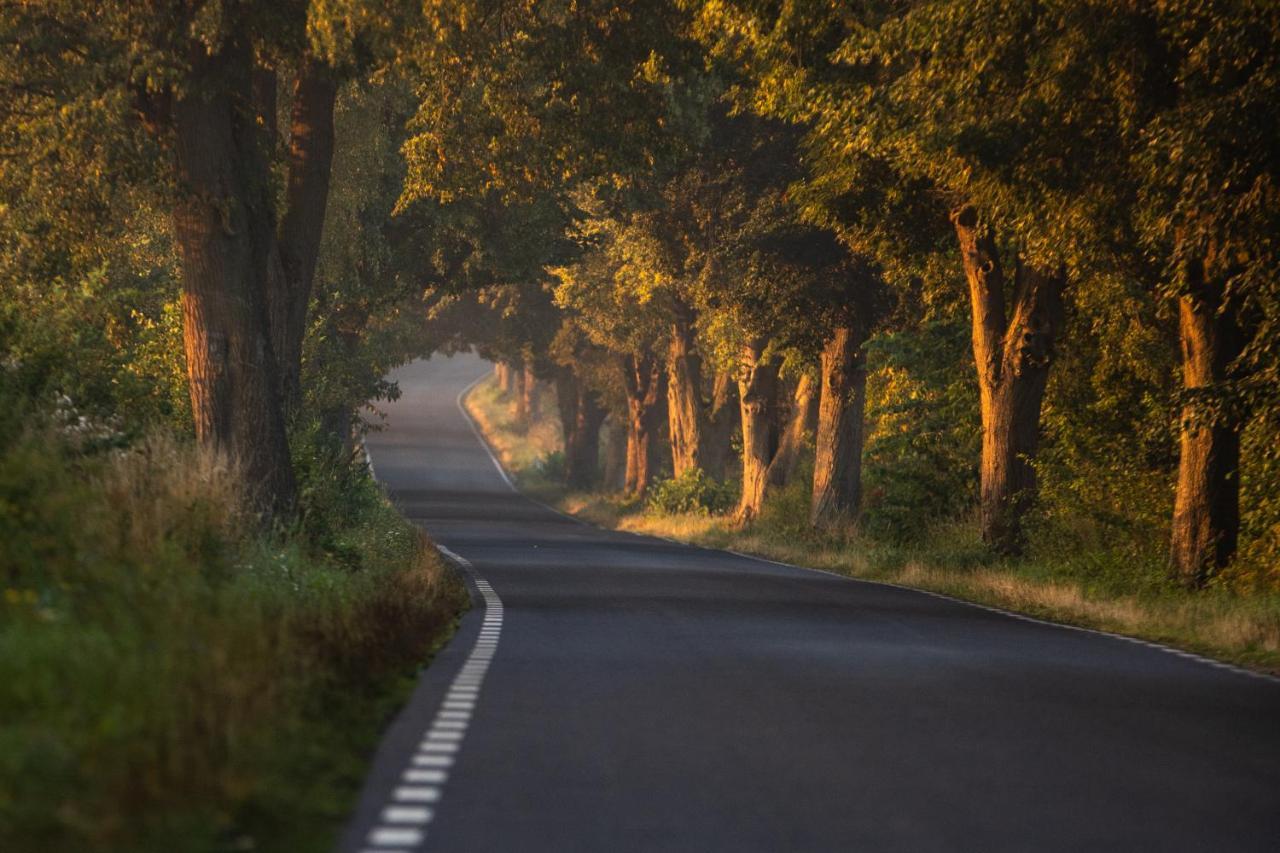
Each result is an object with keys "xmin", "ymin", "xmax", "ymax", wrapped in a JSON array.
[
  {"xmin": 736, "ymin": 339, "xmax": 781, "ymax": 523},
  {"xmin": 667, "ymin": 300, "xmax": 706, "ymax": 477},
  {"xmin": 811, "ymin": 324, "xmax": 868, "ymax": 527},
  {"xmin": 623, "ymin": 352, "xmax": 666, "ymax": 497},
  {"xmin": 952, "ymin": 205, "xmax": 1064, "ymax": 553},
  {"xmin": 512, "ymin": 361, "xmax": 528, "ymax": 422},
  {"xmin": 767, "ymin": 372, "xmax": 817, "ymax": 488},
  {"xmin": 522, "ymin": 362, "xmax": 540, "ymax": 421},
  {"xmin": 169, "ymin": 42, "xmax": 294, "ymax": 515},
  {"xmin": 1170, "ymin": 251, "xmax": 1250, "ymax": 587}
]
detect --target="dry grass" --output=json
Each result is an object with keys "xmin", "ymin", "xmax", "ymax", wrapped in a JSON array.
[{"xmin": 467, "ymin": 381, "xmax": 1280, "ymax": 674}]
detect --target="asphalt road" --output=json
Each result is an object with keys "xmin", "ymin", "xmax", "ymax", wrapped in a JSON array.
[{"xmin": 338, "ymin": 352, "xmax": 1280, "ymax": 853}]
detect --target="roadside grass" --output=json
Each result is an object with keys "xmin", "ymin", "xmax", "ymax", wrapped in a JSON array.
[
  {"xmin": 466, "ymin": 374, "xmax": 1280, "ymax": 674},
  {"xmin": 0, "ymin": 430, "xmax": 468, "ymax": 852}
]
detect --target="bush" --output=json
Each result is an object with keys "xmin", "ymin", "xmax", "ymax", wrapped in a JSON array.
[
  {"xmin": 533, "ymin": 450, "xmax": 566, "ymax": 482},
  {"xmin": 647, "ymin": 468, "xmax": 736, "ymax": 516},
  {"xmin": 0, "ymin": 426, "xmax": 465, "ymax": 852}
]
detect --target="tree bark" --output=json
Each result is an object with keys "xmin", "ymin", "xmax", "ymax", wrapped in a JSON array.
[
  {"xmin": 1169, "ymin": 253, "xmax": 1249, "ymax": 587},
  {"xmin": 522, "ymin": 362, "xmax": 540, "ymax": 421},
  {"xmin": 703, "ymin": 370, "xmax": 739, "ymax": 480},
  {"xmin": 951, "ymin": 205, "xmax": 1065, "ymax": 553},
  {"xmin": 602, "ymin": 416, "xmax": 628, "ymax": 492},
  {"xmin": 767, "ymin": 372, "xmax": 818, "ymax": 488},
  {"xmin": 623, "ymin": 352, "xmax": 667, "ymax": 497},
  {"xmin": 271, "ymin": 58, "xmax": 337, "ymax": 406},
  {"xmin": 736, "ymin": 339, "xmax": 781, "ymax": 523},
  {"xmin": 169, "ymin": 43, "xmax": 294, "ymax": 514},
  {"xmin": 512, "ymin": 363, "xmax": 528, "ymax": 422},
  {"xmin": 568, "ymin": 388, "xmax": 606, "ymax": 490},
  {"xmin": 810, "ymin": 325, "xmax": 869, "ymax": 527},
  {"xmin": 666, "ymin": 300, "xmax": 706, "ymax": 478},
  {"xmin": 554, "ymin": 367, "xmax": 579, "ymax": 457}
]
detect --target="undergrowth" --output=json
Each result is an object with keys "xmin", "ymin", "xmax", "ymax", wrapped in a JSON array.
[{"xmin": 0, "ymin": 424, "xmax": 466, "ymax": 852}]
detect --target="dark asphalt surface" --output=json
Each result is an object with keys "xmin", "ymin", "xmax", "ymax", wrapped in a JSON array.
[{"xmin": 338, "ymin": 352, "xmax": 1280, "ymax": 853}]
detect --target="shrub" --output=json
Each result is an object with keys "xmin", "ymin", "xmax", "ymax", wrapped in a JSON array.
[
  {"xmin": 0, "ymin": 426, "xmax": 465, "ymax": 852},
  {"xmin": 647, "ymin": 468, "xmax": 736, "ymax": 516},
  {"xmin": 533, "ymin": 450, "xmax": 566, "ymax": 482}
]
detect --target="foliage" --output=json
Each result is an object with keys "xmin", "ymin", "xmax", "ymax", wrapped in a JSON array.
[
  {"xmin": 0, "ymin": 423, "xmax": 464, "ymax": 852},
  {"xmin": 860, "ymin": 318, "xmax": 981, "ymax": 542},
  {"xmin": 647, "ymin": 467, "xmax": 736, "ymax": 516}
]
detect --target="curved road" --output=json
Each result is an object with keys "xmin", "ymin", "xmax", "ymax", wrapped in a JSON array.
[{"xmin": 339, "ymin": 353, "xmax": 1280, "ymax": 853}]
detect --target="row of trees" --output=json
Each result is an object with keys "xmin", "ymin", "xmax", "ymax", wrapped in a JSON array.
[
  {"xmin": 4, "ymin": 1, "xmax": 1277, "ymax": 589},
  {"xmin": 421, "ymin": 0, "xmax": 1280, "ymax": 589}
]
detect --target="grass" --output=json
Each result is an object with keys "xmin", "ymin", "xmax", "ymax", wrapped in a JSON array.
[
  {"xmin": 0, "ymin": 429, "xmax": 468, "ymax": 852},
  {"xmin": 465, "ymin": 373, "xmax": 1280, "ymax": 675}
]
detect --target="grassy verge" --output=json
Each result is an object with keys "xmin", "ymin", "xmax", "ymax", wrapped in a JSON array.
[
  {"xmin": 465, "ymin": 374, "xmax": 1280, "ymax": 675},
  {"xmin": 0, "ymin": 430, "xmax": 467, "ymax": 852}
]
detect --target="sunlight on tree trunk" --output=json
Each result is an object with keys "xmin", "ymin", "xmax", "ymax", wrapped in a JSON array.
[
  {"xmin": 810, "ymin": 324, "xmax": 868, "ymax": 528},
  {"xmin": 170, "ymin": 44, "xmax": 295, "ymax": 515},
  {"xmin": 736, "ymin": 339, "xmax": 780, "ymax": 523},
  {"xmin": 1170, "ymin": 252, "xmax": 1250, "ymax": 587},
  {"xmin": 952, "ymin": 205, "xmax": 1064, "ymax": 554},
  {"xmin": 623, "ymin": 352, "xmax": 666, "ymax": 497},
  {"xmin": 767, "ymin": 372, "xmax": 816, "ymax": 488}
]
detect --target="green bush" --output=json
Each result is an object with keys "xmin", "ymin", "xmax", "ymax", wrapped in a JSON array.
[
  {"xmin": 533, "ymin": 449, "xmax": 567, "ymax": 482},
  {"xmin": 0, "ymin": 424, "xmax": 465, "ymax": 852},
  {"xmin": 647, "ymin": 468, "xmax": 736, "ymax": 516}
]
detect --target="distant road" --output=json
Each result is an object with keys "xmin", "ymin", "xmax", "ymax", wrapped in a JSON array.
[{"xmin": 339, "ymin": 352, "xmax": 1280, "ymax": 852}]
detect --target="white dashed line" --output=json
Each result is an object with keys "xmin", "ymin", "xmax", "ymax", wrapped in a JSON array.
[{"xmin": 361, "ymin": 543, "xmax": 503, "ymax": 850}]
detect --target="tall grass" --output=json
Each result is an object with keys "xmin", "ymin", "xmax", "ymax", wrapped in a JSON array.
[{"xmin": 0, "ymin": 430, "xmax": 466, "ymax": 852}]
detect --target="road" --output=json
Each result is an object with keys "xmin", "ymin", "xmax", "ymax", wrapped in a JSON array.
[{"xmin": 339, "ymin": 352, "xmax": 1280, "ymax": 853}]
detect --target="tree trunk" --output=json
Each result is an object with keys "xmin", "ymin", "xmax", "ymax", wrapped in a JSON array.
[
  {"xmin": 951, "ymin": 205, "xmax": 1065, "ymax": 553},
  {"xmin": 623, "ymin": 352, "xmax": 667, "ymax": 497},
  {"xmin": 568, "ymin": 389, "xmax": 606, "ymax": 489},
  {"xmin": 512, "ymin": 363, "xmax": 528, "ymax": 422},
  {"xmin": 1170, "ymin": 253, "xmax": 1249, "ymax": 587},
  {"xmin": 522, "ymin": 362, "xmax": 540, "ymax": 421},
  {"xmin": 703, "ymin": 370, "xmax": 739, "ymax": 480},
  {"xmin": 554, "ymin": 368, "xmax": 579, "ymax": 456},
  {"xmin": 767, "ymin": 372, "xmax": 818, "ymax": 487},
  {"xmin": 736, "ymin": 340, "xmax": 781, "ymax": 523},
  {"xmin": 811, "ymin": 325, "xmax": 869, "ymax": 527},
  {"xmin": 272, "ymin": 58, "xmax": 337, "ymax": 406},
  {"xmin": 667, "ymin": 301, "xmax": 706, "ymax": 478},
  {"xmin": 602, "ymin": 416, "xmax": 628, "ymax": 492},
  {"xmin": 169, "ymin": 44, "xmax": 294, "ymax": 514},
  {"xmin": 496, "ymin": 362, "xmax": 515, "ymax": 395}
]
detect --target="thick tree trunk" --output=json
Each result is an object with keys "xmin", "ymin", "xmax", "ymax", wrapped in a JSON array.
[
  {"xmin": 1170, "ymin": 255, "xmax": 1249, "ymax": 587},
  {"xmin": 554, "ymin": 368, "xmax": 605, "ymax": 488},
  {"xmin": 667, "ymin": 301, "xmax": 706, "ymax": 478},
  {"xmin": 623, "ymin": 352, "xmax": 667, "ymax": 497},
  {"xmin": 602, "ymin": 416, "xmax": 628, "ymax": 492},
  {"xmin": 767, "ymin": 372, "xmax": 818, "ymax": 488},
  {"xmin": 169, "ymin": 45, "xmax": 294, "ymax": 514},
  {"xmin": 952, "ymin": 205, "xmax": 1065, "ymax": 553},
  {"xmin": 568, "ymin": 389, "xmax": 606, "ymax": 490},
  {"xmin": 703, "ymin": 371, "xmax": 739, "ymax": 480},
  {"xmin": 811, "ymin": 325, "xmax": 869, "ymax": 527},
  {"xmin": 272, "ymin": 58, "xmax": 337, "ymax": 406},
  {"xmin": 554, "ymin": 368, "xmax": 579, "ymax": 455},
  {"xmin": 496, "ymin": 362, "xmax": 515, "ymax": 395},
  {"xmin": 736, "ymin": 340, "xmax": 781, "ymax": 523}
]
